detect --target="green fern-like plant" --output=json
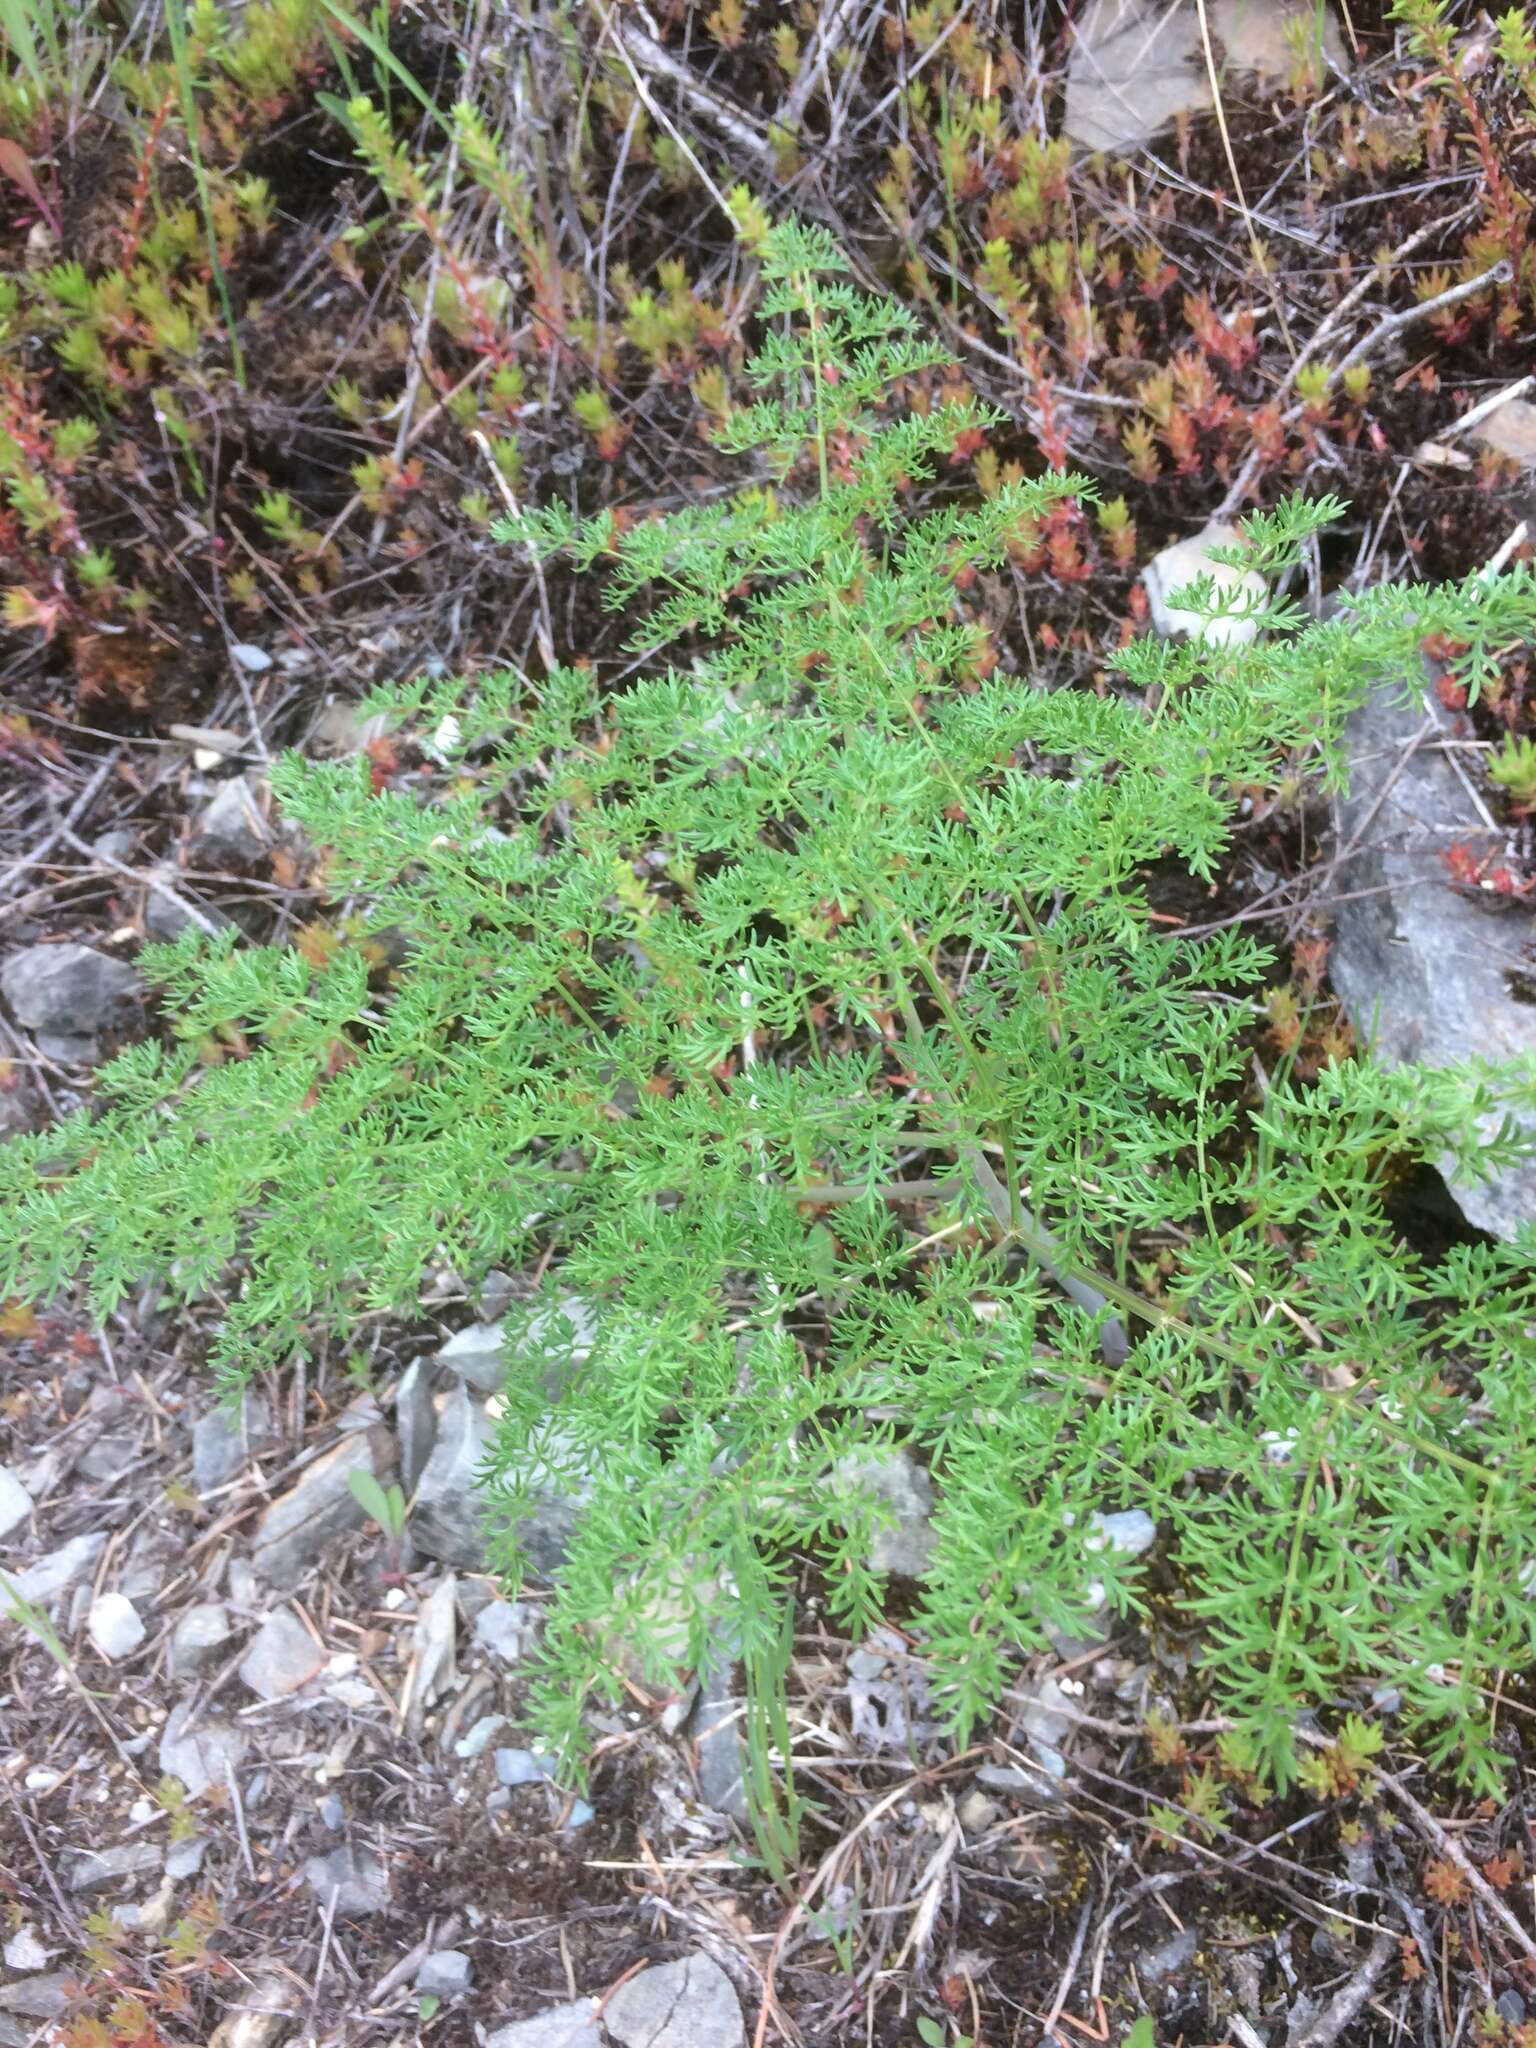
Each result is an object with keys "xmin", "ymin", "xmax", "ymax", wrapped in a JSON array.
[{"xmin": 3, "ymin": 222, "xmax": 1536, "ymax": 1788}]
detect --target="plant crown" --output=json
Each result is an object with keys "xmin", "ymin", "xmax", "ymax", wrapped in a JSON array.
[{"xmin": 4, "ymin": 222, "xmax": 1536, "ymax": 1789}]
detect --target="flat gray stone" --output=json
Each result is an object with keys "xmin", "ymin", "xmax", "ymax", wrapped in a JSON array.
[
  {"xmin": 2, "ymin": 1530, "xmax": 106, "ymax": 1609},
  {"xmin": 0, "ymin": 942, "xmax": 138, "ymax": 1036},
  {"xmin": 835, "ymin": 1449, "xmax": 936, "ymax": 1577},
  {"xmin": 603, "ymin": 1953, "xmax": 744, "ymax": 2048},
  {"xmin": 190, "ymin": 775, "xmax": 269, "ymax": 867},
  {"xmin": 415, "ymin": 1950, "xmax": 473, "ymax": 1996},
  {"xmin": 437, "ymin": 1297, "xmax": 599, "ymax": 1394},
  {"xmin": 395, "ymin": 1360, "xmax": 436, "ymax": 1495},
  {"xmin": 0, "ymin": 1974, "xmax": 72, "ymax": 2019},
  {"xmin": 158, "ymin": 1701, "xmax": 247, "ymax": 1800},
  {"xmin": 239, "ymin": 1610, "xmax": 325, "ymax": 1699},
  {"xmin": 1065, "ymin": 0, "xmax": 1344, "ymax": 154},
  {"xmin": 689, "ymin": 1661, "xmax": 747, "ymax": 1822},
  {"xmin": 193, "ymin": 1392, "xmax": 272, "ymax": 1493},
  {"xmin": 0, "ymin": 1465, "xmax": 33, "ymax": 1541},
  {"xmin": 1331, "ymin": 675, "xmax": 1536, "ymax": 1238},
  {"xmin": 304, "ymin": 1844, "xmax": 389, "ymax": 1916},
  {"xmin": 249, "ymin": 1426, "xmax": 397, "ymax": 1588},
  {"xmin": 63, "ymin": 1842, "xmax": 162, "ymax": 1892},
  {"xmin": 169, "ymin": 1600, "xmax": 233, "ymax": 1679},
  {"xmin": 473, "ymin": 1597, "xmax": 535, "ymax": 1664},
  {"xmin": 486, "ymin": 2002, "xmax": 604, "ymax": 2048}
]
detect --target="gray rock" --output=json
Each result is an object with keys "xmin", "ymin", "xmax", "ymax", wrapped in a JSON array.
[
  {"xmin": 2, "ymin": 1530, "xmax": 106, "ymax": 1609},
  {"xmin": 454, "ymin": 1714, "xmax": 509, "ymax": 1759},
  {"xmin": 87, "ymin": 1592, "xmax": 146, "ymax": 1661},
  {"xmin": 304, "ymin": 1844, "xmax": 389, "ymax": 1916},
  {"xmin": 415, "ymin": 1950, "xmax": 473, "ymax": 1996},
  {"xmin": 603, "ymin": 1953, "xmax": 744, "ymax": 2048},
  {"xmin": 0, "ymin": 1974, "xmax": 71, "ymax": 2019},
  {"xmin": 165, "ymin": 1836, "xmax": 208, "ymax": 1880},
  {"xmin": 193, "ymin": 1393, "xmax": 272, "ymax": 1493},
  {"xmin": 63, "ymin": 1842, "xmax": 163, "ymax": 1892},
  {"xmin": 229, "ymin": 643, "xmax": 273, "ymax": 674},
  {"xmin": 836, "ymin": 1449, "xmax": 936, "ymax": 1577},
  {"xmin": 495, "ymin": 1747, "xmax": 556, "ymax": 1787},
  {"xmin": 249, "ymin": 1425, "xmax": 397, "ymax": 1588},
  {"xmin": 0, "ymin": 1465, "xmax": 32, "ymax": 1540},
  {"xmin": 408, "ymin": 1383, "xmax": 502, "ymax": 1569},
  {"xmin": 158, "ymin": 1701, "xmax": 247, "ymax": 1799},
  {"xmin": 438, "ymin": 1297, "xmax": 598, "ymax": 1394},
  {"xmin": 1064, "ymin": 0, "xmax": 1343, "ymax": 154},
  {"xmin": 1, "ymin": 943, "xmax": 138, "ymax": 1036},
  {"xmin": 474, "ymin": 1597, "xmax": 535, "ymax": 1664},
  {"xmin": 690, "ymin": 1665, "xmax": 747, "ymax": 1821},
  {"xmin": 395, "ymin": 1360, "xmax": 436, "ymax": 1495},
  {"xmin": 485, "ymin": 2003, "xmax": 604, "ymax": 2048},
  {"xmin": 169, "ymin": 1601, "xmax": 232, "ymax": 1679},
  {"xmin": 118, "ymin": 1524, "xmax": 178, "ymax": 1603},
  {"xmin": 190, "ymin": 775, "xmax": 269, "ymax": 867},
  {"xmin": 1140, "ymin": 1925, "xmax": 1198, "ymax": 1985},
  {"xmin": 562, "ymin": 1798, "xmax": 594, "ymax": 1833},
  {"xmin": 1330, "ymin": 675, "xmax": 1536, "ymax": 1238},
  {"xmin": 239, "ymin": 1610, "xmax": 325, "ymax": 1699},
  {"xmin": 1016, "ymin": 1676, "xmax": 1077, "ymax": 1779},
  {"xmin": 436, "ymin": 1321, "xmax": 512, "ymax": 1394},
  {"xmin": 34, "ymin": 1031, "xmax": 100, "ymax": 1062}
]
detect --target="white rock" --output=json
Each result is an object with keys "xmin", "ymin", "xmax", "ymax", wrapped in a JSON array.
[
  {"xmin": 1142, "ymin": 521, "xmax": 1267, "ymax": 647},
  {"xmin": 415, "ymin": 1950, "xmax": 473, "ymax": 1996},
  {"xmin": 0, "ymin": 1464, "xmax": 33, "ymax": 1540},
  {"xmin": 3, "ymin": 1927, "xmax": 50, "ymax": 1970},
  {"xmin": 239, "ymin": 1610, "xmax": 326, "ymax": 1700},
  {"xmin": 229, "ymin": 643, "xmax": 273, "ymax": 673},
  {"xmin": 87, "ymin": 1592, "xmax": 146, "ymax": 1660},
  {"xmin": 1084, "ymin": 1509, "xmax": 1157, "ymax": 1557},
  {"xmin": 473, "ymin": 1598, "xmax": 534, "ymax": 1664}
]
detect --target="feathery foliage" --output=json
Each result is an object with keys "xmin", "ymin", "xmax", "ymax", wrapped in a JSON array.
[{"xmin": 3, "ymin": 222, "xmax": 1536, "ymax": 1789}]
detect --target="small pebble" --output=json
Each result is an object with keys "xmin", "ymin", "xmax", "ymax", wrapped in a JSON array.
[
  {"xmin": 494, "ymin": 1747, "xmax": 554, "ymax": 1787},
  {"xmin": 455, "ymin": 1714, "xmax": 510, "ymax": 1760},
  {"xmin": 87, "ymin": 1592, "xmax": 146, "ymax": 1661},
  {"xmin": 229, "ymin": 643, "xmax": 272, "ymax": 673},
  {"xmin": 562, "ymin": 1799, "xmax": 595, "ymax": 1834},
  {"xmin": 415, "ymin": 1950, "xmax": 473, "ymax": 1997}
]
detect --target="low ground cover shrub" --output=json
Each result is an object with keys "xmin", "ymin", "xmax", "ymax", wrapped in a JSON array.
[{"xmin": 4, "ymin": 222, "xmax": 1535, "ymax": 1790}]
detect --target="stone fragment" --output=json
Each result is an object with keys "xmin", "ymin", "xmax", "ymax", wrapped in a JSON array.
[
  {"xmin": 603, "ymin": 1953, "xmax": 745, "ymax": 2048},
  {"xmin": 1, "ymin": 1929, "xmax": 48, "ymax": 1972},
  {"xmin": 169, "ymin": 1601, "xmax": 233, "ymax": 1679},
  {"xmin": 63, "ymin": 1842, "xmax": 163, "ymax": 1892},
  {"xmin": 395, "ymin": 1359, "xmax": 436, "ymax": 1495},
  {"xmin": 0, "ymin": 1975, "xmax": 71, "ymax": 2019},
  {"xmin": 2, "ymin": 1530, "xmax": 106, "ymax": 1609},
  {"xmin": 1142, "ymin": 521, "xmax": 1267, "ymax": 647},
  {"xmin": 404, "ymin": 1575, "xmax": 457, "ymax": 1732},
  {"xmin": 1472, "ymin": 398, "xmax": 1536, "ymax": 466},
  {"xmin": 474, "ymin": 1597, "xmax": 535, "ymax": 1664},
  {"xmin": 190, "ymin": 775, "xmax": 270, "ymax": 867},
  {"xmin": 485, "ymin": 2003, "xmax": 604, "ymax": 2048},
  {"xmin": 1330, "ymin": 675, "xmax": 1536, "ymax": 1237},
  {"xmin": 1086, "ymin": 1510, "xmax": 1157, "ymax": 1557},
  {"xmin": 304, "ymin": 1844, "xmax": 389, "ymax": 1916},
  {"xmin": 1, "ymin": 943, "xmax": 138, "ymax": 1036},
  {"xmin": 158, "ymin": 1701, "xmax": 247, "ymax": 1799},
  {"xmin": 249, "ymin": 1426, "xmax": 397, "ymax": 1588},
  {"xmin": 229, "ymin": 643, "xmax": 273, "ymax": 674},
  {"xmin": 193, "ymin": 1393, "xmax": 272, "ymax": 1493},
  {"xmin": 690, "ymin": 1663, "xmax": 747, "ymax": 1821},
  {"xmin": 0, "ymin": 1465, "xmax": 32, "ymax": 1540},
  {"xmin": 436, "ymin": 1297, "xmax": 598, "ymax": 1394},
  {"xmin": 1064, "ymin": 0, "xmax": 1344, "ymax": 154},
  {"xmin": 835, "ymin": 1448, "xmax": 936, "ymax": 1577},
  {"xmin": 87, "ymin": 1592, "xmax": 146, "ymax": 1661},
  {"xmin": 239, "ymin": 1610, "xmax": 325, "ymax": 1700},
  {"xmin": 415, "ymin": 1950, "xmax": 473, "ymax": 1996},
  {"xmin": 494, "ymin": 1748, "xmax": 556, "ymax": 1787},
  {"xmin": 206, "ymin": 1974, "xmax": 296, "ymax": 2048}
]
